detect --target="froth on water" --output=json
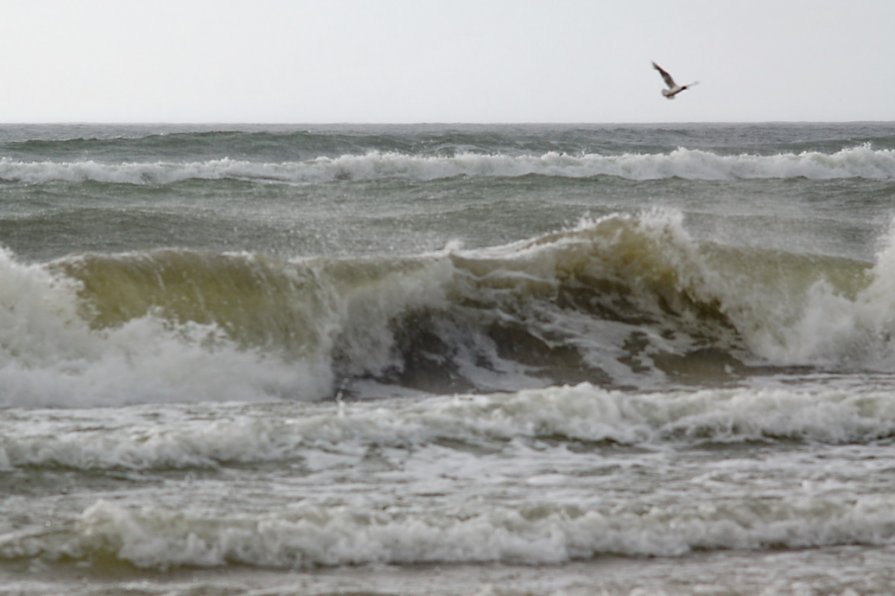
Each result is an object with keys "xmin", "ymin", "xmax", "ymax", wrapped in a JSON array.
[{"xmin": 0, "ymin": 208, "xmax": 894, "ymax": 408}]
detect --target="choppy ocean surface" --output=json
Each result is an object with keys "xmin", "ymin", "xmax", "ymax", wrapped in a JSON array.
[{"xmin": 2, "ymin": 122, "xmax": 895, "ymax": 594}]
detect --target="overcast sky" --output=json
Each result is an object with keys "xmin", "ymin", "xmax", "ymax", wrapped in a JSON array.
[{"xmin": 1, "ymin": 0, "xmax": 893, "ymax": 123}]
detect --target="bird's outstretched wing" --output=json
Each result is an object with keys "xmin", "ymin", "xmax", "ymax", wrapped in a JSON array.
[{"xmin": 652, "ymin": 61, "xmax": 676, "ymax": 89}]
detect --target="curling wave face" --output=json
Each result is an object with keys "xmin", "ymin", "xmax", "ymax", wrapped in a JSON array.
[
  {"xmin": 2, "ymin": 208, "xmax": 895, "ymax": 407},
  {"xmin": 5, "ymin": 125, "xmax": 895, "ymax": 591}
]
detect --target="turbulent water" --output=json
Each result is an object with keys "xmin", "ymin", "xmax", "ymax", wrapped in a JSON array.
[{"xmin": 3, "ymin": 122, "xmax": 895, "ymax": 594}]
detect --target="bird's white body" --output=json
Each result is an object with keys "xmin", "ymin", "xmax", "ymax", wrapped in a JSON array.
[
  {"xmin": 661, "ymin": 86, "xmax": 686, "ymax": 99},
  {"xmin": 653, "ymin": 62, "xmax": 697, "ymax": 100}
]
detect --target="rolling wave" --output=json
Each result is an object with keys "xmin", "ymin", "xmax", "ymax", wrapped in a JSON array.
[
  {"xmin": 3, "ymin": 383, "xmax": 894, "ymax": 473},
  {"xmin": 2, "ymin": 209, "xmax": 895, "ymax": 407},
  {"xmin": 1, "ymin": 144, "xmax": 894, "ymax": 185},
  {"xmin": 3, "ymin": 486, "xmax": 894, "ymax": 569},
  {"xmin": 5, "ymin": 378, "xmax": 895, "ymax": 570}
]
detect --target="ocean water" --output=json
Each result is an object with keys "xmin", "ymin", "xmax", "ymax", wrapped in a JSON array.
[{"xmin": 2, "ymin": 122, "xmax": 895, "ymax": 594}]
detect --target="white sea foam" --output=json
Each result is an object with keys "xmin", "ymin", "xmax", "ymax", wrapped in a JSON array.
[
  {"xmin": 44, "ymin": 492, "xmax": 895, "ymax": 569},
  {"xmin": 0, "ymin": 247, "xmax": 330, "ymax": 408},
  {"xmin": 562, "ymin": 209, "xmax": 895, "ymax": 373},
  {"xmin": 746, "ymin": 219, "xmax": 895, "ymax": 367},
  {"xmin": 1, "ymin": 144, "xmax": 894, "ymax": 184},
  {"xmin": 0, "ymin": 244, "xmax": 474, "ymax": 408},
  {"xmin": 2, "ymin": 207, "xmax": 895, "ymax": 411},
  {"xmin": 3, "ymin": 383, "xmax": 894, "ymax": 471}
]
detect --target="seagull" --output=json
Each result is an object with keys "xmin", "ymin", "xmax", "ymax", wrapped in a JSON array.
[{"xmin": 652, "ymin": 61, "xmax": 698, "ymax": 99}]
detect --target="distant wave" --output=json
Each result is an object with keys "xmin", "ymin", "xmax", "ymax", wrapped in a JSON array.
[
  {"xmin": 2, "ymin": 144, "xmax": 895, "ymax": 184},
  {"xmin": 2, "ymin": 129, "xmax": 414, "ymax": 161}
]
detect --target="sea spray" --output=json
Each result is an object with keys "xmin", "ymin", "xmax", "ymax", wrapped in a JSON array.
[
  {"xmin": 4, "ymin": 123, "xmax": 895, "ymax": 594},
  {"xmin": 0, "ymin": 248, "xmax": 329, "ymax": 408},
  {"xmin": 747, "ymin": 217, "xmax": 895, "ymax": 366},
  {"xmin": 1, "ymin": 209, "xmax": 889, "ymax": 407}
]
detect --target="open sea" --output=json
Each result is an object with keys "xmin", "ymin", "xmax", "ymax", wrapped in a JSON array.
[{"xmin": 2, "ymin": 122, "xmax": 895, "ymax": 594}]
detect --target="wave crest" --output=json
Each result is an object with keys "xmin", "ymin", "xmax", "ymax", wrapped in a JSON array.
[
  {"xmin": 2, "ymin": 144, "xmax": 894, "ymax": 185},
  {"xmin": 5, "ymin": 489, "xmax": 892, "ymax": 569},
  {"xmin": 3, "ymin": 208, "xmax": 895, "ymax": 407}
]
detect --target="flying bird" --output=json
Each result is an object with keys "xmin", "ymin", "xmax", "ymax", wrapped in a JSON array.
[{"xmin": 652, "ymin": 61, "xmax": 698, "ymax": 99}]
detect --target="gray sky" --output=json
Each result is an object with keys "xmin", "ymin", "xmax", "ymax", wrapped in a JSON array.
[{"xmin": 2, "ymin": 0, "xmax": 893, "ymax": 123}]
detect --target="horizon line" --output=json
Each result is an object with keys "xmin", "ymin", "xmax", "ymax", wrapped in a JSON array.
[{"xmin": 1, "ymin": 119, "xmax": 893, "ymax": 126}]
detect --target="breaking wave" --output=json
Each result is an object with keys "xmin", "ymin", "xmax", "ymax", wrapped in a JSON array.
[
  {"xmin": 3, "ymin": 383, "xmax": 895, "ymax": 472},
  {"xmin": 3, "ymin": 207, "xmax": 895, "ymax": 408},
  {"xmin": 4, "ymin": 380, "xmax": 895, "ymax": 570},
  {"xmin": 2, "ymin": 485, "xmax": 894, "ymax": 570},
  {"xmin": 1, "ymin": 144, "xmax": 895, "ymax": 185}
]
